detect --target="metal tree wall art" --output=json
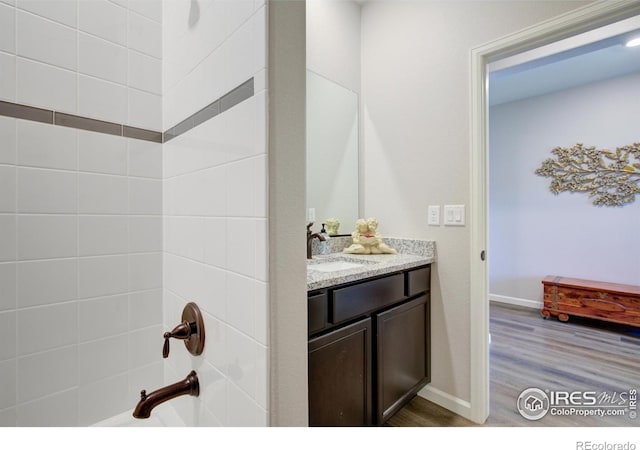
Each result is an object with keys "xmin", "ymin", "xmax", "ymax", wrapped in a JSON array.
[{"xmin": 535, "ymin": 142, "xmax": 640, "ymax": 207}]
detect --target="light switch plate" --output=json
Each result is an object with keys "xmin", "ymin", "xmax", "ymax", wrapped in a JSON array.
[
  {"xmin": 428, "ymin": 205, "xmax": 440, "ymax": 225},
  {"xmin": 444, "ymin": 205, "xmax": 465, "ymax": 226}
]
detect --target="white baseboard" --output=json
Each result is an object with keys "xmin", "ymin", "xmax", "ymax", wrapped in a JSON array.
[
  {"xmin": 417, "ymin": 385, "xmax": 475, "ymax": 423},
  {"xmin": 490, "ymin": 293, "xmax": 542, "ymax": 310}
]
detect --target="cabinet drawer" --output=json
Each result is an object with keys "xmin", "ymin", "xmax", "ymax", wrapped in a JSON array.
[
  {"xmin": 406, "ymin": 266, "xmax": 430, "ymax": 297},
  {"xmin": 308, "ymin": 291, "xmax": 328, "ymax": 335},
  {"xmin": 331, "ymin": 274, "xmax": 405, "ymax": 324}
]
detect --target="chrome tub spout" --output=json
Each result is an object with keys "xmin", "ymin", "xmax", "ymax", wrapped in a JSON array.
[{"xmin": 133, "ymin": 370, "xmax": 199, "ymax": 419}]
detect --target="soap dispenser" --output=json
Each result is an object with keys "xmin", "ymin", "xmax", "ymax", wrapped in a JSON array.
[{"xmin": 319, "ymin": 223, "xmax": 330, "ymax": 255}]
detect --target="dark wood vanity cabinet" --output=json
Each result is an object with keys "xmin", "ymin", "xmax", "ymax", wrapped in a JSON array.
[{"xmin": 308, "ymin": 265, "xmax": 431, "ymax": 426}]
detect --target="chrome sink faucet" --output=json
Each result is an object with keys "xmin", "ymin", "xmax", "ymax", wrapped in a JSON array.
[{"xmin": 307, "ymin": 222, "xmax": 326, "ymax": 259}]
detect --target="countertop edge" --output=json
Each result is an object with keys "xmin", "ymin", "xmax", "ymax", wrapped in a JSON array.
[{"xmin": 307, "ymin": 255, "xmax": 435, "ymax": 291}]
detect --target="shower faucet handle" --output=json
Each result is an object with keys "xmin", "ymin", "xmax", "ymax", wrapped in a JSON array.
[
  {"xmin": 162, "ymin": 322, "xmax": 192, "ymax": 358},
  {"xmin": 162, "ymin": 302, "xmax": 206, "ymax": 359}
]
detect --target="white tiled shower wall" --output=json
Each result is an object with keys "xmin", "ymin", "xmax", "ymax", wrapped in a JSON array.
[
  {"xmin": 0, "ymin": 0, "xmax": 269, "ymax": 427},
  {"xmin": 0, "ymin": 0, "xmax": 162, "ymax": 131},
  {"xmin": 0, "ymin": 0, "xmax": 163, "ymax": 426},
  {"xmin": 162, "ymin": 1, "xmax": 268, "ymax": 426},
  {"xmin": 0, "ymin": 121, "xmax": 163, "ymax": 426}
]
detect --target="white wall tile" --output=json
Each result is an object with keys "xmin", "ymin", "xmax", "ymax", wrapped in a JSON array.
[
  {"xmin": 78, "ymin": 0, "xmax": 126, "ymax": 46},
  {"xmin": 165, "ymin": 216, "xmax": 204, "ymax": 260},
  {"xmin": 254, "ymin": 281, "xmax": 267, "ymax": 346},
  {"xmin": 201, "ymin": 312, "xmax": 226, "ymax": 373},
  {"xmin": 78, "ymin": 130, "xmax": 127, "ymax": 175},
  {"xmin": 16, "ymin": 0, "xmax": 77, "ymax": 27},
  {"xmin": 128, "ymin": 361, "xmax": 163, "ymax": 402},
  {"xmin": 200, "ymin": 368, "xmax": 226, "ymax": 426},
  {"xmin": 226, "ymin": 218, "xmax": 255, "ymax": 277},
  {"xmin": 203, "ymin": 217, "xmax": 227, "ymax": 268},
  {"xmin": 0, "ymin": 3, "xmax": 15, "ymax": 53},
  {"xmin": 78, "ymin": 75, "xmax": 127, "ymax": 124},
  {"xmin": 0, "ymin": 166, "xmax": 16, "ymax": 212},
  {"xmin": 226, "ymin": 380, "xmax": 267, "ymax": 426},
  {"xmin": 17, "ymin": 215, "xmax": 77, "ymax": 260},
  {"xmin": 78, "ymin": 173, "xmax": 128, "ymax": 214},
  {"xmin": 0, "ymin": 215, "xmax": 16, "ymax": 262},
  {"xmin": 0, "ymin": 310, "xmax": 16, "ymax": 360},
  {"xmin": 78, "ymin": 32, "xmax": 127, "ymax": 85},
  {"xmin": 17, "ymin": 345, "xmax": 77, "ymax": 402},
  {"xmin": 226, "ymin": 158, "xmax": 254, "ymax": 217},
  {"xmin": 127, "ymin": 325, "xmax": 161, "ymax": 369},
  {"xmin": 129, "ymin": 252, "xmax": 162, "ymax": 291},
  {"xmin": 128, "ymin": 138, "xmax": 162, "ymax": 179},
  {"xmin": 17, "ymin": 302, "xmax": 77, "ymax": 355},
  {"xmin": 16, "ymin": 57, "xmax": 77, "ymax": 113},
  {"xmin": 200, "ymin": 166, "xmax": 227, "ymax": 216},
  {"xmin": 0, "ymin": 117, "xmax": 16, "ymax": 164},
  {"xmin": 0, "ymin": 359, "xmax": 16, "ymax": 409},
  {"xmin": 128, "ymin": 11, "xmax": 161, "ymax": 58},
  {"xmin": 221, "ymin": 7, "xmax": 265, "ymax": 92},
  {"xmin": 17, "ymin": 120, "xmax": 77, "ymax": 170},
  {"xmin": 16, "ymin": 258, "xmax": 77, "ymax": 307},
  {"xmin": 129, "ymin": 0, "xmax": 161, "ymax": 23},
  {"xmin": 128, "ymin": 88, "xmax": 162, "ymax": 131},
  {"xmin": 225, "ymin": 326, "xmax": 257, "ymax": 400},
  {"xmin": 0, "ymin": 262, "xmax": 16, "ymax": 311},
  {"xmin": 128, "ymin": 50, "xmax": 161, "ymax": 95},
  {"xmin": 226, "ymin": 272, "xmax": 255, "ymax": 338},
  {"xmin": 17, "ymin": 10, "xmax": 77, "ymax": 70},
  {"xmin": 0, "ymin": 407, "xmax": 16, "ymax": 427},
  {"xmin": 253, "ymin": 155, "xmax": 267, "ymax": 217},
  {"xmin": 223, "ymin": 0, "xmax": 255, "ymax": 36},
  {"xmin": 0, "ymin": 52, "xmax": 16, "ymax": 102},
  {"xmin": 129, "ymin": 216, "xmax": 161, "ymax": 253},
  {"xmin": 128, "ymin": 289, "xmax": 161, "ymax": 330},
  {"xmin": 129, "ymin": 178, "xmax": 162, "ymax": 215},
  {"xmin": 16, "ymin": 388, "xmax": 78, "ymax": 426},
  {"xmin": 78, "ymin": 334, "xmax": 128, "ymax": 384},
  {"xmin": 78, "ymin": 294, "xmax": 128, "ymax": 342},
  {"xmin": 78, "ymin": 255, "xmax": 128, "ymax": 299},
  {"xmin": 199, "ymin": 263, "xmax": 226, "ymax": 320},
  {"xmin": 254, "ymin": 219, "xmax": 267, "ymax": 282},
  {"xmin": 78, "ymin": 373, "xmax": 128, "ymax": 426},
  {"xmin": 17, "ymin": 167, "xmax": 77, "ymax": 213},
  {"xmin": 254, "ymin": 342, "xmax": 267, "ymax": 408},
  {"xmin": 78, "ymin": 215, "xmax": 128, "ymax": 256}
]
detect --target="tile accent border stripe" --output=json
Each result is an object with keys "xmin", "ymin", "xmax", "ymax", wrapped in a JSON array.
[
  {"xmin": 0, "ymin": 100, "xmax": 162, "ymax": 143},
  {"xmin": 0, "ymin": 77, "xmax": 255, "ymax": 144},
  {"xmin": 0, "ymin": 101, "xmax": 53, "ymax": 124},
  {"xmin": 163, "ymin": 78, "xmax": 254, "ymax": 142}
]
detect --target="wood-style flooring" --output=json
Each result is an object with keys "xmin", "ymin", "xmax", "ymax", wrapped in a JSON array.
[{"xmin": 387, "ymin": 302, "xmax": 640, "ymax": 427}]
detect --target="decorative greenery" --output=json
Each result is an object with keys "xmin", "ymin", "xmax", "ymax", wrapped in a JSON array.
[{"xmin": 535, "ymin": 143, "xmax": 640, "ymax": 207}]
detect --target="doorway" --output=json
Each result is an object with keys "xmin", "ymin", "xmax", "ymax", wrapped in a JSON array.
[{"xmin": 469, "ymin": 1, "xmax": 640, "ymax": 424}]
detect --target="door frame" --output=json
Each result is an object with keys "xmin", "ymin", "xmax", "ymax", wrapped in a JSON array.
[{"xmin": 468, "ymin": 0, "xmax": 640, "ymax": 424}]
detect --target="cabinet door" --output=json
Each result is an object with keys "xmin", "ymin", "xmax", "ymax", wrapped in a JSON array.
[
  {"xmin": 375, "ymin": 294, "xmax": 430, "ymax": 424},
  {"xmin": 308, "ymin": 317, "xmax": 373, "ymax": 426}
]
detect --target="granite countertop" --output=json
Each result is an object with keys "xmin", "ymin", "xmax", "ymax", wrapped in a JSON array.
[{"xmin": 307, "ymin": 238, "xmax": 436, "ymax": 291}]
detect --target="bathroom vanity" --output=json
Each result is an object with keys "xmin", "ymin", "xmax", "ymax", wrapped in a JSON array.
[{"xmin": 307, "ymin": 242, "xmax": 435, "ymax": 426}]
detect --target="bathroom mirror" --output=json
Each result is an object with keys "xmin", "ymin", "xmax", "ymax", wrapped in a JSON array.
[{"xmin": 306, "ymin": 70, "xmax": 359, "ymax": 235}]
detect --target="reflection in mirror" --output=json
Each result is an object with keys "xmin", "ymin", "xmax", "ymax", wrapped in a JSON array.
[{"xmin": 306, "ymin": 70, "xmax": 359, "ymax": 235}]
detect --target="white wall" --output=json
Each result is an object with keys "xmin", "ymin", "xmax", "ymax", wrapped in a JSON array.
[
  {"xmin": 306, "ymin": 0, "xmax": 360, "ymax": 94},
  {"xmin": 162, "ymin": 0, "xmax": 268, "ymax": 426},
  {"xmin": 490, "ymin": 72, "xmax": 640, "ymax": 305},
  {"xmin": 0, "ymin": 0, "xmax": 163, "ymax": 426},
  {"xmin": 359, "ymin": 0, "xmax": 590, "ymax": 408}
]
